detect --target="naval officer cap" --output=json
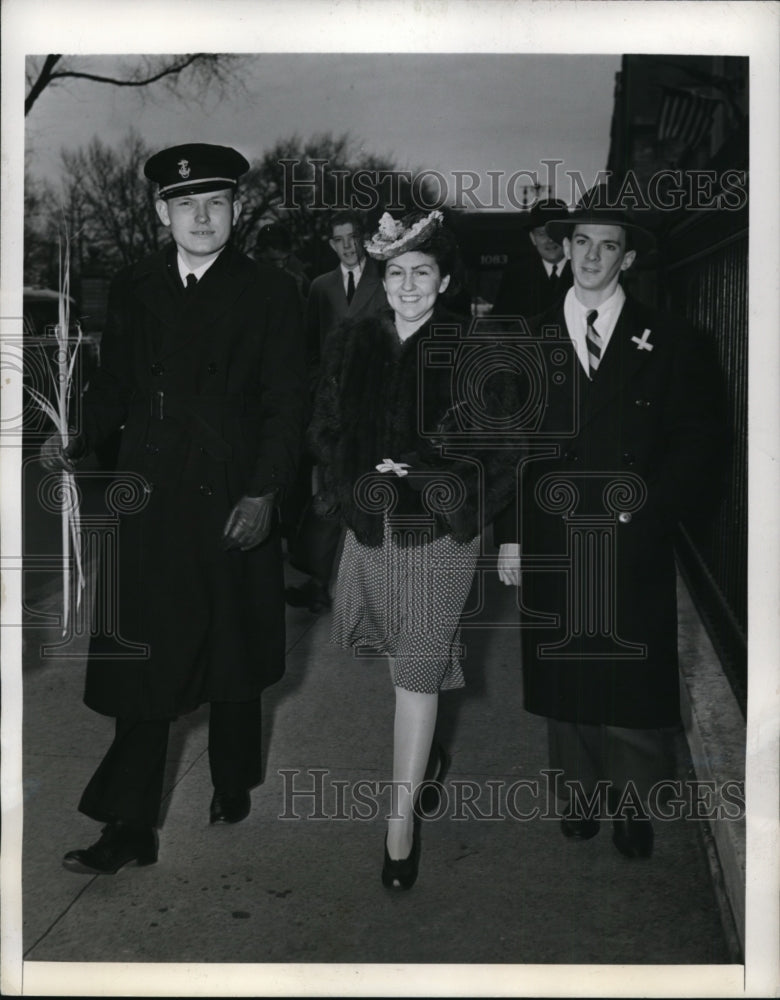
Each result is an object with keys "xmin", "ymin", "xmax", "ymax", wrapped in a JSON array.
[{"xmin": 144, "ymin": 143, "xmax": 250, "ymax": 199}]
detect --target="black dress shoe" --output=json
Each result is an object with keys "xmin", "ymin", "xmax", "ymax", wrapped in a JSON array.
[
  {"xmin": 612, "ymin": 815, "xmax": 654, "ymax": 858},
  {"xmin": 381, "ymin": 819, "xmax": 421, "ymax": 891},
  {"xmin": 416, "ymin": 742, "xmax": 450, "ymax": 818},
  {"xmin": 560, "ymin": 815, "xmax": 601, "ymax": 840},
  {"xmin": 62, "ymin": 821, "xmax": 158, "ymax": 874},
  {"xmin": 285, "ymin": 579, "xmax": 331, "ymax": 613},
  {"xmin": 210, "ymin": 789, "xmax": 251, "ymax": 824}
]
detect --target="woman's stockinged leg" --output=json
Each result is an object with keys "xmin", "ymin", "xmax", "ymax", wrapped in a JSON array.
[{"xmin": 386, "ymin": 682, "xmax": 438, "ymax": 860}]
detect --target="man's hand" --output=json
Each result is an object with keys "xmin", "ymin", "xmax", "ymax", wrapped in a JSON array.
[
  {"xmin": 223, "ymin": 493, "xmax": 277, "ymax": 551},
  {"xmin": 497, "ymin": 542, "xmax": 521, "ymax": 586},
  {"xmin": 40, "ymin": 433, "xmax": 86, "ymax": 473}
]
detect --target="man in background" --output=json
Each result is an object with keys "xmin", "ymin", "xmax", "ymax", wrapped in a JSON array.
[
  {"xmin": 492, "ymin": 198, "xmax": 572, "ymax": 320},
  {"xmin": 255, "ymin": 221, "xmax": 311, "ymax": 305},
  {"xmin": 286, "ymin": 209, "xmax": 387, "ymax": 612}
]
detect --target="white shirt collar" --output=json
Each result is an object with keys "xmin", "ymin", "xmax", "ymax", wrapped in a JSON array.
[
  {"xmin": 563, "ymin": 283, "xmax": 626, "ymax": 375},
  {"xmin": 340, "ymin": 257, "xmax": 366, "ymax": 287},
  {"xmin": 177, "ymin": 251, "xmax": 222, "ymax": 286}
]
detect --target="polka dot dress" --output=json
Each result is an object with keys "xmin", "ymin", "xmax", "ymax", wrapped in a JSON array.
[{"xmin": 331, "ymin": 522, "xmax": 480, "ymax": 693}]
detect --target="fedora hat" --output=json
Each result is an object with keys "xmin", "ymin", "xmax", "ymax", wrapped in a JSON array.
[
  {"xmin": 545, "ymin": 185, "xmax": 656, "ymax": 255},
  {"xmin": 524, "ymin": 198, "xmax": 570, "ymax": 231}
]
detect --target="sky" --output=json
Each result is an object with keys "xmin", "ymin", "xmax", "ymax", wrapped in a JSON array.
[{"xmin": 24, "ymin": 53, "xmax": 621, "ymax": 210}]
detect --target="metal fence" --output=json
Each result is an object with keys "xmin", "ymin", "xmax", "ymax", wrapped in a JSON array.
[{"xmin": 662, "ymin": 208, "xmax": 748, "ymax": 712}]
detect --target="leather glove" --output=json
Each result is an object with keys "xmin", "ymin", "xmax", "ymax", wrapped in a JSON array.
[
  {"xmin": 40, "ymin": 433, "xmax": 87, "ymax": 473},
  {"xmin": 223, "ymin": 493, "xmax": 277, "ymax": 551},
  {"xmin": 497, "ymin": 542, "xmax": 521, "ymax": 586}
]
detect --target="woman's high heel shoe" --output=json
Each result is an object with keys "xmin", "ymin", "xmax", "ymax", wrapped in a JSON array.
[{"xmin": 381, "ymin": 820, "xmax": 421, "ymax": 890}]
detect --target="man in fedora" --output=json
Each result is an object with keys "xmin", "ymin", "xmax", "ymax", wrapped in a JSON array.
[
  {"xmin": 41, "ymin": 143, "xmax": 307, "ymax": 873},
  {"xmin": 492, "ymin": 198, "xmax": 573, "ymax": 319},
  {"xmin": 494, "ymin": 188, "xmax": 724, "ymax": 857}
]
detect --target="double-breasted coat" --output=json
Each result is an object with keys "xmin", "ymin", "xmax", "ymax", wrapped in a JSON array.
[
  {"xmin": 81, "ymin": 243, "xmax": 307, "ymax": 720},
  {"xmin": 494, "ymin": 292, "xmax": 724, "ymax": 729}
]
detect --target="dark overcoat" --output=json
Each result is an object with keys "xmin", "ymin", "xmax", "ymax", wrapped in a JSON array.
[
  {"xmin": 494, "ymin": 293, "xmax": 724, "ymax": 728},
  {"xmin": 81, "ymin": 244, "xmax": 307, "ymax": 720},
  {"xmin": 492, "ymin": 252, "xmax": 572, "ymax": 319},
  {"xmin": 309, "ymin": 306, "xmax": 522, "ymax": 547}
]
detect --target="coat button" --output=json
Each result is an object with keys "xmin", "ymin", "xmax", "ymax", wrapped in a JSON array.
[
  {"xmin": 207, "ymin": 362, "xmax": 218, "ymax": 375},
  {"xmin": 618, "ymin": 511, "xmax": 632, "ymax": 524},
  {"xmin": 563, "ymin": 449, "xmax": 578, "ymax": 462},
  {"xmin": 634, "ymin": 398, "xmax": 650, "ymax": 407},
  {"xmin": 199, "ymin": 484, "xmax": 214, "ymax": 496},
  {"xmin": 145, "ymin": 442, "xmax": 159, "ymax": 454},
  {"xmin": 151, "ymin": 363, "xmax": 165, "ymax": 376},
  {"xmin": 622, "ymin": 451, "xmax": 635, "ymax": 465}
]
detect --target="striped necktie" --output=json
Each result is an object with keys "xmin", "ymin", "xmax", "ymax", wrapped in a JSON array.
[{"xmin": 586, "ymin": 309, "xmax": 602, "ymax": 377}]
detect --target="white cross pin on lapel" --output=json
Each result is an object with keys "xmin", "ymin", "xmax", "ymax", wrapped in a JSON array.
[{"xmin": 631, "ymin": 328, "xmax": 654, "ymax": 352}]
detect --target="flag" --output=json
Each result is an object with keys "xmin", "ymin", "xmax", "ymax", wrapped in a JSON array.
[{"xmin": 656, "ymin": 86, "xmax": 721, "ymax": 149}]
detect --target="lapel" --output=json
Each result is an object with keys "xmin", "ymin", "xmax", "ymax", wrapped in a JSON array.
[
  {"xmin": 136, "ymin": 245, "xmax": 251, "ymax": 360},
  {"xmin": 326, "ymin": 266, "xmax": 348, "ymax": 314},
  {"xmin": 581, "ymin": 294, "xmax": 655, "ymax": 426},
  {"xmin": 347, "ymin": 258, "xmax": 381, "ymax": 316},
  {"xmin": 132, "ymin": 246, "xmax": 183, "ymax": 352}
]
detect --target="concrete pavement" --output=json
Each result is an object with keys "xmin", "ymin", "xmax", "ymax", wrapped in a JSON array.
[{"xmin": 13, "ymin": 546, "xmax": 742, "ymax": 995}]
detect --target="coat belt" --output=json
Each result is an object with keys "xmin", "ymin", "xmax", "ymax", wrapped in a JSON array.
[{"xmin": 131, "ymin": 392, "xmax": 258, "ymax": 461}]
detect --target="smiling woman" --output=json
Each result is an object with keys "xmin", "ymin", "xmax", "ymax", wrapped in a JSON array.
[
  {"xmin": 309, "ymin": 209, "xmax": 522, "ymax": 892},
  {"xmin": 382, "ymin": 252, "xmax": 450, "ymax": 338}
]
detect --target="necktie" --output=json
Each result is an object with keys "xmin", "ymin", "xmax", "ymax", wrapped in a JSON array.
[
  {"xmin": 185, "ymin": 273, "xmax": 198, "ymax": 295},
  {"xmin": 346, "ymin": 270, "xmax": 355, "ymax": 304},
  {"xmin": 586, "ymin": 309, "xmax": 602, "ymax": 377},
  {"xmin": 549, "ymin": 263, "xmax": 558, "ymax": 285}
]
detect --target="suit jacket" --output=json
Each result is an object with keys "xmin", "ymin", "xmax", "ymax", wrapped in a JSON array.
[
  {"xmin": 492, "ymin": 252, "xmax": 572, "ymax": 320},
  {"xmin": 494, "ymin": 291, "xmax": 725, "ymax": 728},
  {"xmin": 79, "ymin": 243, "xmax": 307, "ymax": 719},
  {"xmin": 305, "ymin": 257, "xmax": 387, "ymax": 366}
]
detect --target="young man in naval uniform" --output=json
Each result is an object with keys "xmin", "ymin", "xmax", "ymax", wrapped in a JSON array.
[
  {"xmin": 42, "ymin": 143, "xmax": 307, "ymax": 874},
  {"xmin": 495, "ymin": 189, "xmax": 724, "ymax": 857}
]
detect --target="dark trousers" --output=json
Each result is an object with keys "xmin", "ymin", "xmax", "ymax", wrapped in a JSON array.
[
  {"xmin": 78, "ymin": 699, "xmax": 263, "ymax": 828},
  {"xmin": 548, "ymin": 718, "xmax": 675, "ymax": 814}
]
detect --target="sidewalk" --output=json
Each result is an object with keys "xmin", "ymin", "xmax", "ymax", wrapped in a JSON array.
[{"xmin": 17, "ymin": 551, "xmax": 740, "ymax": 992}]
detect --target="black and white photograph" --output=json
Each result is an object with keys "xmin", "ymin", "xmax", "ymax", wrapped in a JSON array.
[{"xmin": 1, "ymin": 1, "xmax": 778, "ymax": 996}]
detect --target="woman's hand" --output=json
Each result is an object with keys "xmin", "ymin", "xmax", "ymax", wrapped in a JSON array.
[{"xmin": 497, "ymin": 543, "xmax": 521, "ymax": 586}]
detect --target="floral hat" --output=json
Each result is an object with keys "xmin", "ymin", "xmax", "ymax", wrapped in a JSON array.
[{"xmin": 364, "ymin": 210, "xmax": 444, "ymax": 260}]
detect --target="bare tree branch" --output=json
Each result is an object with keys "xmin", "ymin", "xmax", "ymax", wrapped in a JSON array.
[
  {"xmin": 24, "ymin": 54, "xmax": 63, "ymax": 115},
  {"xmin": 25, "ymin": 53, "xmax": 244, "ymax": 116}
]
